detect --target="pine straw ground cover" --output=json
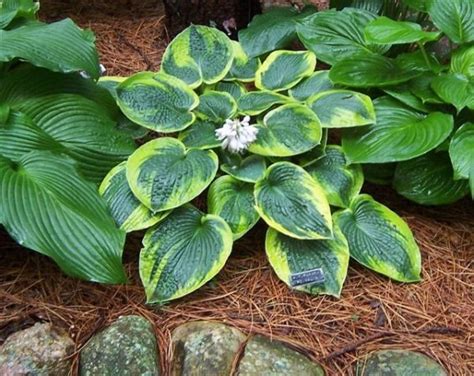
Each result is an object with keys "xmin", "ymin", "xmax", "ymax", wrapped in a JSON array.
[{"xmin": 0, "ymin": 1, "xmax": 473, "ymax": 375}]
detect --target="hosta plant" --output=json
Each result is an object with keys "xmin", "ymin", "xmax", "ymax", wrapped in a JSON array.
[
  {"xmin": 239, "ymin": 0, "xmax": 474, "ymax": 205},
  {"xmin": 100, "ymin": 25, "xmax": 422, "ymax": 304}
]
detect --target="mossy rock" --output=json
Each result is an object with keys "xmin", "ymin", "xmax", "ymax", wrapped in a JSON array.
[
  {"xmin": 356, "ymin": 349, "xmax": 447, "ymax": 376},
  {"xmin": 79, "ymin": 315, "xmax": 159, "ymax": 376}
]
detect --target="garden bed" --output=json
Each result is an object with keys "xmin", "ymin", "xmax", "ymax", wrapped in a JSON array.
[{"xmin": 1, "ymin": 0, "xmax": 473, "ymax": 375}]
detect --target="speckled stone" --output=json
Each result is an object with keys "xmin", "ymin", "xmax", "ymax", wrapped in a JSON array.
[
  {"xmin": 79, "ymin": 315, "xmax": 159, "ymax": 376},
  {"xmin": 356, "ymin": 350, "xmax": 447, "ymax": 376},
  {"xmin": 171, "ymin": 321, "xmax": 246, "ymax": 376},
  {"xmin": 237, "ymin": 335, "xmax": 324, "ymax": 376},
  {"xmin": 0, "ymin": 322, "xmax": 74, "ymax": 376}
]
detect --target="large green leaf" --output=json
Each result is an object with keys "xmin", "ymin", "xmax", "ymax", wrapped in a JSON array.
[
  {"xmin": 393, "ymin": 152, "xmax": 470, "ymax": 205},
  {"xmin": 225, "ymin": 41, "xmax": 260, "ymax": 82},
  {"xmin": 307, "ymin": 90, "xmax": 375, "ymax": 128},
  {"xmin": 383, "ymin": 86, "xmax": 431, "ymax": 113},
  {"xmin": 178, "ymin": 120, "xmax": 221, "ymax": 150},
  {"xmin": 431, "ymin": 73, "xmax": 474, "ymax": 112},
  {"xmin": 116, "ymin": 72, "xmax": 199, "ymax": 133},
  {"xmin": 427, "ymin": 0, "xmax": 474, "ymax": 44},
  {"xmin": 139, "ymin": 205, "xmax": 233, "ymax": 303},
  {"xmin": 266, "ymin": 222, "xmax": 349, "ymax": 297},
  {"xmin": 249, "ymin": 104, "xmax": 322, "ymax": 157},
  {"xmin": 208, "ymin": 176, "xmax": 259, "ymax": 239},
  {"xmin": 334, "ymin": 194, "xmax": 421, "ymax": 282},
  {"xmin": 288, "ymin": 70, "xmax": 337, "ymax": 102},
  {"xmin": 342, "ymin": 97, "xmax": 453, "ymax": 163},
  {"xmin": 0, "ymin": 151, "xmax": 126, "ymax": 283},
  {"xmin": 364, "ymin": 16, "xmax": 441, "ymax": 44},
  {"xmin": 0, "ymin": 19, "xmax": 100, "ymax": 79},
  {"xmin": 161, "ymin": 25, "xmax": 234, "ymax": 88},
  {"xmin": 297, "ymin": 8, "xmax": 390, "ymax": 65},
  {"xmin": 221, "ymin": 154, "xmax": 266, "ymax": 183},
  {"xmin": 408, "ymin": 73, "xmax": 443, "ymax": 104},
  {"xmin": 450, "ymin": 45, "xmax": 474, "ymax": 77},
  {"xmin": 255, "ymin": 50, "xmax": 316, "ymax": 92},
  {"xmin": 449, "ymin": 123, "xmax": 474, "ymax": 182},
  {"xmin": 195, "ymin": 91, "xmax": 237, "ymax": 122},
  {"xmin": 329, "ymin": 53, "xmax": 422, "ymax": 87},
  {"xmin": 0, "ymin": 0, "xmax": 39, "ymax": 29},
  {"xmin": 2, "ymin": 96, "xmax": 135, "ymax": 184},
  {"xmin": 99, "ymin": 162, "xmax": 169, "ymax": 232},
  {"xmin": 238, "ymin": 6, "xmax": 316, "ymax": 58},
  {"xmin": 126, "ymin": 138, "xmax": 218, "ymax": 212},
  {"xmin": 306, "ymin": 146, "xmax": 363, "ymax": 208},
  {"xmin": 237, "ymin": 91, "xmax": 291, "ymax": 116},
  {"xmin": 254, "ymin": 162, "xmax": 332, "ymax": 240}
]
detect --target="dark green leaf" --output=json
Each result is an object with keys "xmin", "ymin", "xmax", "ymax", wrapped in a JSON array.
[{"xmin": 427, "ymin": 0, "xmax": 474, "ymax": 44}]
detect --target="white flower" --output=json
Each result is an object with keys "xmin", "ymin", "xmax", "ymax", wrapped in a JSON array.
[{"xmin": 215, "ymin": 116, "xmax": 259, "ymax": 153}]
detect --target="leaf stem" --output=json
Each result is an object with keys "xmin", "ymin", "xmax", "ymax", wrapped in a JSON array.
[{"xmin": 417, "ymin": 42, "xmax": 433, "ymax": 71}]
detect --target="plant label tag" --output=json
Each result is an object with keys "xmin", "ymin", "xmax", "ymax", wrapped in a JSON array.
[{"xmin": 290, "ymin": 268, "xmax": 325, "ymax": 287}]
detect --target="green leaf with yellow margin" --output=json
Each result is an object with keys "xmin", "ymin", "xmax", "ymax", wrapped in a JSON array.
[
  {"xmin": 139, "ymin": 205, "xmax": 233, "ymax": 303},
  {"xmin": 255, "ymin": 162, "xmax": 332, "ymax": 240},
  {"xmin": 249, "ymin": 103, "xmax": 322, "ymax": 157},
  {"xmin": 307, "ymin": 89, "xmax": 375, "ymax": 128},
  {"xmin": 225, "ymin": 41, "xmax": 261, "ymax": 82},
  {"xmin": 306, "ymin": 145, "xmax": 363, "ymax": 208},
  {"xmin": 116, "ymin": 71, "xmax": 199, "ymax": 133},
  {"xmin": 208, "ymin": 176, "xmax": 259, "ymax": 239},
  {"xmin": 334, "ymin": 194, "xmax": 421, "ymax": 282},
  {"xmin": 161, "ymin": 25, "xmax": 234, "ymax": 88},
  {"xmin": 288, "ymin": 70, "xmax": 336, "ymax": 102},
  {"xmin": 126, "ymin": 138, "xmax": 218, "ymax": 212},
  {"xmin": 194, "ymin": 91, "xmax": 237, "ymax": 122},
  {"xmin": 255, "ymin": 50, "xmax": 316, "ymax": 92},
  {"xmin": 237, "ymin": 91, "xmax": 291, "ymax": 116},
  {"xmin": 99, "ymin": 162, "xmax": 169, "ymax": 232},
  {"xmin": 178, "ymin": 120, "xmax": 221, "ymax": 150},
  {"xmin": 266, "ymin": 221, "xmax": 349, "ymax": 297},
  {"xmin": 212, "ymin": 81, "xmax": 247, "ymax": 100},
  {"xmin": 221, "ymin": 154, "xmax": 266, "ymax": 183}
]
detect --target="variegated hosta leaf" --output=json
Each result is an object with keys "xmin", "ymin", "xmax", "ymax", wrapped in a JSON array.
[
  {"xmin": 265, "ymin": 222, "xmax": 349, "ymax": 297},
  {"xmin": 225, "ymin": 41, "xmax": 261, "ymax": 82},
  {"xmin": 195, "ymin": 91, "xmax": 237, "ymax": 122},
  {"xmin": 221, "ymin": 154, "xmax": 266, "ymax": 183},
  {"xmin": 99, "ymin": 162, "xmax": 169, "ymax": 232},
  {"xmin": 161, "ymin": 25, "xmax": 234, "ymax": 88},
  {"xmin": 307, "ymin": 90, "xmax": 375, "ymax": 128},
  {"xmin": 208, "ymin": 176, "xmax": 259, "ymax": 239},
  {"xmin": 449, "ymin": 123, "xmax": 474, "ymax": 183},
  {"xmin": 288, "ymin": 70, "xmax": 336, "ymax": 102},
  {"xmin": 255, "ymin": 50, "xmax": 316, "ymax": 92},
  {"xmin": 249, "ymin": 103, "xmax": 322, "ymax": 157},
  {"xmin": 334, "ymin": 194, "xmax": 421, "ymax": 282},
  {"xmin": 116, "ymin": 72, "xmax": 199, "ymax": 133},
  {"xmin": 213, "ymin": 81, "xmax": 247, "ymax": 100},
  {"xmin": 342, "ymin": 97, "xmax": 453, "ymax": 163},
  {"xmin": 0, "ymin": 151, "xmax": 126, "ymax": 283},
  {"xmin": 139, "ymin": 205, "xmax": 233, "ymax": 303},
  {"xmin": 3, "ymin": 96, "xmax": 135, "ymax": 184},
  {"xmin": 255, "ymin": 162, "xmax": 332, "ymax": 240},
  {"xmin": 237, "ymin": 91, "xmax": 291, "ymax": 116},
  {"xmin": 126, "ymin": 138, "xmax": 218, "ymax": 212},
  {"xmin": 178, "ymin": 120, "xmax": 221, "ymax": 150},
  {"xmin": 393, "ymin": 152, "xmax": 470, "ymax": 205},
  {"xmin": 306, "ymin": 146, "xmax": 363, "ymax": 208},
  {"xmin": 0, "ymin": 19, "xmax": 100, "ymax": 78}
]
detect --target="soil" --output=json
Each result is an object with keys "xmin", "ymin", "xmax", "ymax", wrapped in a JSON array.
[{"xmin": 1, "ymin": 1, "xmax": 473, "ymax": 375}]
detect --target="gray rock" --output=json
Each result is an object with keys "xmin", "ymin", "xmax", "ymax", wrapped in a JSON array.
[
  {"xmin": 79, "ymin": 315, "xmax": 159, "ymax": 376},
  {"xmin": 237, "ymin": 335, "xmax": 324, "ymax": 376},
  {"xmin": 356, "ymin": 349, "xmax": 447, "ymax": 376},
  {"xmin": 171, "ymin": 321, "xmax": 246, "ymax": 376},
  {"xmin": 0, "ymin": 322, "xmax": 74, "ymax": 376}
]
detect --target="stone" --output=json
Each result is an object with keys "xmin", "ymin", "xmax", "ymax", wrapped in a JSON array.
[
  {"xmin": 79, "ymin": 315, "xmax": 159, "ymax": 376},
  {"xmin": 237, "ymin": 335, "xmax": 325, "ymax": 376},
  {"xmin": 171, "ymin": 321, "xmax": 246, "ymax": 376},
  {"xmin": 0, "ymin": 322, "xmax": 74, "ymax": 376},
  {"xmin": 356, "ymin": 349, "xmax": 447, "ymax": 376}
]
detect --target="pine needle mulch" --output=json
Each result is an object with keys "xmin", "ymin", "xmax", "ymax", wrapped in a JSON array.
[{"xmin": 1, "ymin": 1, "xmax": 472, "ymax": 375}]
